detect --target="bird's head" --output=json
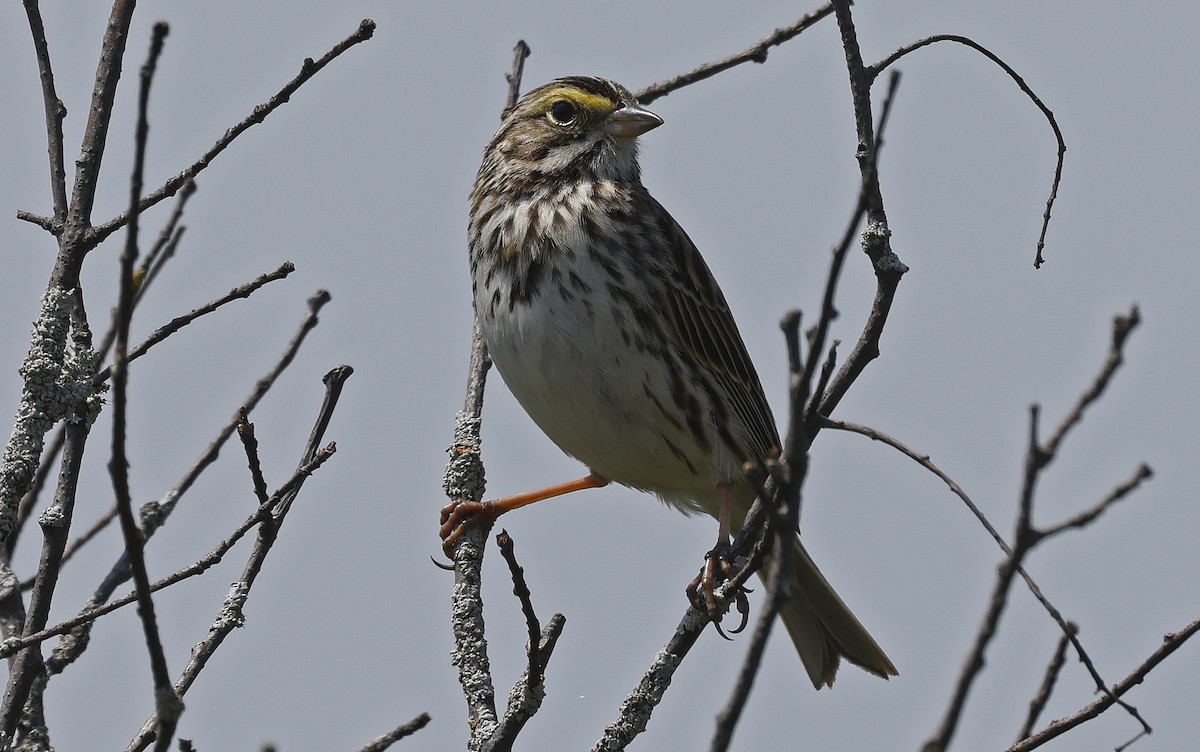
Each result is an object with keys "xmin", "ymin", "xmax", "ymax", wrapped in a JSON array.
[{"xmin": 482, "ymin": 76, "xmax": 663, "ymax": 187}]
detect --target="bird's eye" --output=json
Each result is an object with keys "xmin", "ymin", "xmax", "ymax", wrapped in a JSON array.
[{"xmin": 547, "ymin": 100, "xmax": 577, "ymax": 125}]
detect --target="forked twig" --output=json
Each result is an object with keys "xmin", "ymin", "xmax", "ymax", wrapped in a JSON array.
[
  {"xmin": 127, "ymin": 366, "xmax": 350, "ymax": 752},
  {"xmin": 485, "ymin": 532, "xmax": 566, "ymax": 752},
  {"xmin": 1008, "ymin": 618, "xmax": 1200, "ymax": 752},
  {"xmin": 18, "ymin": 20, "xmax": 378, "ymax": 249}
]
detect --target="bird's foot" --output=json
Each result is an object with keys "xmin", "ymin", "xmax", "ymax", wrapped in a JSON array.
[
  {"xmin": 686, "ymin": 541, "xmax": 751, "ymax": 638},
  {"xmin": 439, "ymin": 498, "xmax": 498, "ymax": 559}
]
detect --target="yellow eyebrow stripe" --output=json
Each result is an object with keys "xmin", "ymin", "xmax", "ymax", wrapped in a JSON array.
[{"xmin": 532, "ymin": 87, "xmax": 615, "ymax": 114}]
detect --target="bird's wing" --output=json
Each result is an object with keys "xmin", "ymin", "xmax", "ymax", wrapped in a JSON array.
[{"xmin": 647, "ymin": 195, "xmax": 781, "ymax": 464}]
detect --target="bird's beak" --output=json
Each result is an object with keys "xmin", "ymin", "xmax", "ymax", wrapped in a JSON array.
[{"xmin": 604, "ymin": 101, "xmax": 663, "ymax": 138}]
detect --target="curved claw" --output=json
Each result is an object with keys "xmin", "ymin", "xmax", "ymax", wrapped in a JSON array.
[
  {"xmin": 713, "ymin": 620, "xmax": 736, "ymax": 641},
  {"xmin": 431, "ymin": 554, "xmax": 455, "ymax": 571},
  {"xmin": 685, "ymin": 541, "xmax": 752, "ymax": 639},
  {"xmin": 726, "ymin": 589, "xmax": 751, "ymax": 634}
]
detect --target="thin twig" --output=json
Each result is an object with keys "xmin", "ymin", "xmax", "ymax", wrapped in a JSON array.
[
  {"xmin": 501, "ymin": 41, "xmax": 530, "ymax": 117},
  {"xmin": 20, "ymin": 0, "xmax": 68, "ymax": 223},
  {"xmin": 5, "ymin": 446, "xmax": 335, "ymax": 662},
  {"xmin": 93, "ymin": 262, "xmax": 297, "ymax": 385},
  {"xmin": 1037, "ymin": 464, "xmax": 1152, "ymax": 539},
  {"xmin": 1041, "ymin": 306, "xmax": 1140, "ymax": 458},
  {"xmin": 1007, "ymin": 618, "xmax": 1200, "ymax": 752},
  {"xmin": 46, "ymin": 291, "xmax": 331, "ymax": 678},
  {"xmin": 356, "ymin": 713, "xmax": 433, "ymax": 752},
  {"xmin": 869, "ymin": 34, "xmax": 1066, "ymax": 268},
  {"xmin": 110, "ymin": 25, "xmax": 182, "ymax": 752},
  {"xmin": 804, "ymin": 69, "xmax": 901, "ymax": 431},
  {"xmin": 18, "ymin": 20, "xmax": 378, "ymax": 247},
  {"xmin": 126, "ymin": 364, "xmax": 347, "ymax": 752},
  {"xmin": 133, "ymin": 180, "xmax": 196, "ymax": 307},
  {"xmin": 236, "ymin": 414, "xmax": 271, "ymax": 505},
  {"xmin": 497, "ymin": 531, "xmax": 543, "ymax": 694},
  {"xmin": 95, "ymin": 181, "xmax": 198, "ymax": 365},
  {"xmin": 635, "ymin": 4, "xmax": 834, "ymax": 105},
  {"xmin": 485, "ymin": 531, "xmax": 563, "ymax": 752},
  {"xmin": 1016, "ymin": 625, "xmax": 1075, "ymax": 742},
  {"xmin": 274, "ymin": 365, "xmax": 353, "ymax": 518},
  {"xmin": 815, "ymin": 1, "xmax": 908, "ymax": 421}
]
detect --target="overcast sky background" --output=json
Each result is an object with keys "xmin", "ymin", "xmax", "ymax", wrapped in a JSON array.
[{"xmin": 1, "ymin": 1, "xmax": 1197, "ymax": 750}]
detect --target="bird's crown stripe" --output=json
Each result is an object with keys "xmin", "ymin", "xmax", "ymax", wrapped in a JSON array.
[{"xmin": 531, "ymin": 87, "xmax": 614, "ymax": 114}]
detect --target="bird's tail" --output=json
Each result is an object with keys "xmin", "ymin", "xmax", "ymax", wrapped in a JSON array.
[{"xmin": 771, "ymin": 535, "xmax": 898, "ymax": 689}]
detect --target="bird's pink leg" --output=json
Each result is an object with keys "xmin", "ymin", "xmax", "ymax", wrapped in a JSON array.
[
  {"xmin": 687, "ymin": 482, "xmax": 744, "ymax": 627},
  {"xmin": 440, "ymin": 472, "xmax": 609, "ymax": 556}
]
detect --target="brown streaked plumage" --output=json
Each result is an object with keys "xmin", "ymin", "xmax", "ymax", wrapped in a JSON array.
[{"xmin": 444, "ymin": 76, "xmax": 896, "ymax": 688}]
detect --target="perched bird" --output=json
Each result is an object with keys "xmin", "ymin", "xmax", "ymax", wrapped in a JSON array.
[{"xmin": 442, "ymin": 76, "xmax": 896, "ymax": 688}]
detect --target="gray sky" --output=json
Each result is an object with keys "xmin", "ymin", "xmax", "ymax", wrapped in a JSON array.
[{"xmin": 1, "ymin": 1, "xmax": 1197, "ymax": 750}]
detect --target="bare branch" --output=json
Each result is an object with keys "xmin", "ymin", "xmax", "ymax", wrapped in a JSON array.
[
  {"xmin": 803, "ymin": 69, "xmax": 900, "ymax": 430},
  {"xmin": 485, "ymin": 533, "xmax": 564, "ymax": 752},
  {"xmin": 825, "ymin": 348, "xmax": 1158, "ymax": 752},
  {"xmin": 1041, "ymin": 306, "xmax": 1140, "ymax": 458},
  {"xmin": 20, "ymin": 0, "xmax": 68, "ymax": 222},
  {"xmin": 127, "ymin": 363, "xmax": 347, "ymax": 752},
  {"xmin": 92, "ymin": 262, "xmax": 297, "ymax": 385},
  {"xmin": 356, "ymin": 713, "xmax": 433, "ymax": 752},
  {"xmin": 1016, "ymin": 624, "xmax": 1076, "ymax": 742},
  {"xmin": 1007, "ymin": 618, "xmax": 1200, "ymax": 752},
  {"xmin": 635, "ymin": 4, "xmax": 833, "ymax": 104},
  {"xmin": 869, "ymin": 34, "xmax": 1066, "ymax": 267},
  {"xmin": 814, "ymin": 1, "xmax": 908, "ymax": 419},
  {"xmin": 5, "ymin": 444, "xmax": 335, "ymax": 663},
  {"xmin": 819, "ymin": 415, "xmax": 1147, "ymax": 751},
  {"xmin": 1038, "ymin": 464, "xmax": 1152, "ymax": 539},
  {"xmin": 52, "ymin": 0, "xmax": 136, "ymax": 279},
  {"xmin": 46, "ymin": 291, "xmax": 331, "ymax": 678},
  {"xmin": 76, "ymin": 19, "xmax": 377, "ymax": 251},
  {"xmin": 501, "ymin": 41, "xmax": 530, "ymax": 116},
  {"xmin": 108, "ymin": 24, "xmax": 182, "ymax": 752},
  {"xmin": 497, "ymin": 531, "xmax": 545, "ymax": 697}
]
